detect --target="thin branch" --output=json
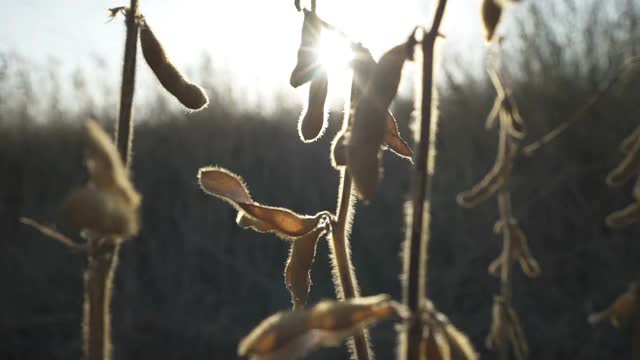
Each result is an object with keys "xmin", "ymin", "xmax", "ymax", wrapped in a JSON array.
[
  {"xmin": 20, "ymin": 217, "xmax": 87, "ymax": 253},
  {"xmin": 402, "ymin": 1, "xmax": 448, "ymax": 359},
  {"xmin": 522, "ymin": 56, "xmax": 640, "ymax": 157}
]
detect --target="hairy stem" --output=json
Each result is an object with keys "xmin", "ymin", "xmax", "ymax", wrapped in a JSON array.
[
  {"xmin": 115, "ymin": 0, "xmax": 139, "ymax": 164},
  {"xmin": 83, "ymin": 239, "xmax": 118, "ymax": 360},
  {"xmin": 328, "ymin": 77, "xmax": 371, "ymax": 360},
  {"xmin": 83, "ymin": 1, "xmax": 139, "ymax": 359},
  {"xmin": 402, "ymin": 1, "xmax": 448, "ymax": 359}
]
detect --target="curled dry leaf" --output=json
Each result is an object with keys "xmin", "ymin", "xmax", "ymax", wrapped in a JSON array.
[
  {"xmin": 457, "ymin": 128, "xmax": 514, "ymax": 208},
  {"xmin": 588, "ymin": 283, "xmax": 638, "ymax": 327},
  {"xmin": 285, "ymin": 226, "xmax": 326, "ymax": 309},
  {"xmin": 489, "ymin": 221, "xmax": 540, "ymax": 278},
  {"xmin": 606, "ymin": 201, "xmax": 640, "ymax": 228},
  {"xmin": 238, "ymin": 294, "xmax": 399, "ymax": 359},
  {"xmin": 298, "ymin": 70, "xmax": 329, "ymax": 143},
  {"xmin": 64, "ymin": 120, "xmax": 140, "ymax": 238},
  {"xmin": 198, "ymin": 167, "xmax": 330, "ymax": 238},
  {"xmin": 607, "ymin": 131, "xmax": 640, "ymax": 187},
  {"xmin": 481, "ymin": 0, "xmax": 502, "ymax": 42},
  {"xmin": 139, "ymin": 19, "xmax": 208, "ymax": 110},
  {"xmin": 290, "ymin": 11, "xmax": 322, "ymax": 88}
]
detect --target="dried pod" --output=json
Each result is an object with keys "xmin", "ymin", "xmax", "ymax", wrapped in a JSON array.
[
  {"xmin": 62, "ymin": 188, "xmax": 138, "ymax": 238},
  {"xmin": 588, "ymin": 283, "xmax": 638, "ymax": 327},
  {"xmin": 84, "ymin": 120, "xmax": 140, "ymax": 208},
  {"xmin": 238, "ymin": 295, "xmax": 398, "ymax": 359},
  {"xmin": 367, "ymin": 43, "xmax": 408, "ymax": 109},
  {"xmin": 383, "ymin": 110, "xmax": 413, "ymax": 161},
  {"xmin": 421, "ymin": 300, "xmax": 478, "ymax": 360},
  {"xmin": 285, "ymin": 227, "xmax": 325, "ymax": 309},
  {"xmin": 298, "ymin": 70, "xmax": 329, "ymax": 142},
  {"xmin": 331, "ymin": 130, "xmax": 348, "ymax": 169},
  {"xmin": 347, "ymin": 97, "xmax": 387, "ymax": 200},
  {"xmin": 485, "ymin": 95, "xmax": 503, "ymax": 130},
  {"xmin": 505, "ymin": 305, "xmax": 529, "ymax": 360},
  {"xmin": 634, "ymin": 176, "xmax": 640, "ymax": 200},
  {"xmin": 606, "ymin": 141, "xmax": 640, "ymax": 187},
  {"xmin": 485, "ymin": 297, "xmax": 505, "ymax": 350},
  {"xmin": 489, "ymin": 222, "xmax": 540, "ymax": 278},
  {"xmin": 457, "ymin": 129, "xmax": 513, "ymax": 208},
  {"xmin": 198, "ymin": 166, "xmax": 330, "ymax": 238},
  {"xmin": 501, "ymin": 94, "xmax": 526, "ymax": 139},
  {"xmin": 481, "ymin": 0, "xmax": 502, "ymax": 42},
  {"xmin": 606, "ymin": 201, "xmax": 640, "ymax": 228},
  {"xmin": 139, "ymin": 20, "xmax": 208, "ymax": 110},
  {"xmin": 290, "ymin": 11, "xmax": 322, "ymax": 88},
  {"xmin": 350, "ymin": 44, "xmax": 376, "ymax": 92},
  {"xmin": 620, "ymin": 125, "xmax": 640, "ymax": 154}
]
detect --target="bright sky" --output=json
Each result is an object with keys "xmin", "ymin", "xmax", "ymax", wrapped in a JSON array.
[{"xmin": 0, "ymin": 0, "xmax": 491, "ymax": 112}]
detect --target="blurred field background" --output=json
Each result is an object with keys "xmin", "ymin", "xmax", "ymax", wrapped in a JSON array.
[{"xmin": 2, "ymin": 0, "xmax": 640, "ymax": 359}]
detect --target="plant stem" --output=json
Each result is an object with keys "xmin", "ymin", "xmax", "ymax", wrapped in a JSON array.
[
  {"xmin": 497, "ymin": 188, "xmax": 514, "ymax": 360},
  {"xmin": 328, "ymin": 77, "xmax": 371, "ymax": 360},
  {"xmin": 83, "ymin": 239, "xmax": 118, "ymax": 360},
  {"xmin": 402, "ymin": 1, "xmax": 448, "ymax": 359},
  {"xmin": 83, "ymin": 1, "xmax": 139, "ymax": 359},
  {"xmin": 115, "ymin": 0, "xmax": 140, "ymax": 164}
]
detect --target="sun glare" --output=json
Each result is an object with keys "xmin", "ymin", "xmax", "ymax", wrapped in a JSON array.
[{"xmin": 317, "ymin": 29, "xmax": 353, "ymax": 78}]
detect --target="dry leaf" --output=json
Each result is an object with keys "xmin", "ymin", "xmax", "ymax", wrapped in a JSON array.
[
  {"xmin": 62, "ymin": 188, "xmax": 139, "ymax": 238},
  {"xmin": 85, "ymin": 120, "xmax": 140, "ymax": 208},
  {"xmin": 298, "ymin": 70, "xmax": 329, "ymax": 143},
  {"xmin": 606, "ymin": 201, "xmax": 640, "ymax": 228},
  {"xmin": 588, "ymin": 283, "xmax": 638, "ymax": 327},
  {"xmin": 290, "ymin": 11, "xmax": 322, "ymax": 88},
  {"xmin": 238, "ymin": 295, "xmax": 398, "ymax": 359},
  {"xmin": 139, "ymin": 20, "xmax": 208, "ymax": 110},
  {"xmin": 64, "ymin": 120, "xmax": 142, "ymax": 238},
  {"xmin": 481, "ymin": 0, "xmax": 502, "ymax": 42},
  {"xmin": 198, "ymin": 167, "xmax": 330, "ymax": 238}
]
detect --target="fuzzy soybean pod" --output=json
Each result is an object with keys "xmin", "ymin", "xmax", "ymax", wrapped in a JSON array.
[
  {"xmin": 298, "ymin": 70, "xmax": 329, "ymax": 142},
  {"xmin": 139, "ymin": 21, "xmax": 209, "ymax": 110}
]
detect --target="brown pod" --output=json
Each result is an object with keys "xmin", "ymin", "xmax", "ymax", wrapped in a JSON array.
[
  {"xmin": 140, "ymin": 21, "xmax": 209, "ymax": 110},
  {"xmin": 298, "ymin": 70, "xmax": 329, "ymax": 142},
  {"xmin": 290, "ymin": 11, "xmax": 322, "ymax": 88},
  {"xmin": 606, "ymin": 201, "xmax": 640, "ymax": 228},
  {"xmin": 347, "ymin": 96, "xmax": 387, "ymax": 200},
  {"xmin": 285, "ymin": 227, "xmax": 324, "ymax": 309},
  {"xmin": 368, "ymin": 43, "xmax": 407, "ymax": 109},
  {"xmin": 482, "ymin": 0, "xmax": 502, "ymax": 42}
]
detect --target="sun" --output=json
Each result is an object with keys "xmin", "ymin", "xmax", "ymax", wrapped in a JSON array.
[{"xmin": 317, "ymin": 29, "xmax": 354, "ymax": 78}]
